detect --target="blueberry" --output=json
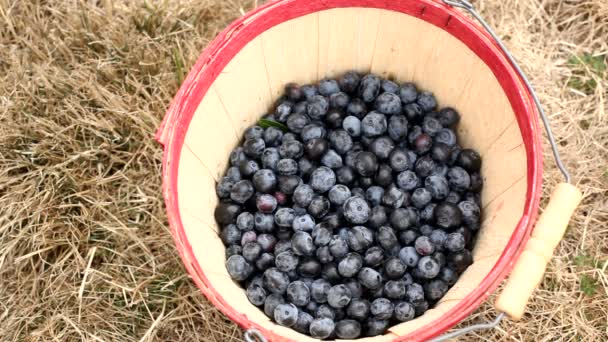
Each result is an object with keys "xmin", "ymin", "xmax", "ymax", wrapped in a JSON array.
[
  {"xmin": 469, "ymin": 172, "xmax": 483, "ymax": 192},
  {"xmin": 242, "ymin": 241, "xmax": 262, "ymax": 262},
  {"xmin": 254, "ymin": 194, "xmax": 275, "ymax": 214},
  {"xmin": 412, "ymin": 133, "xmax": 432, "ymax": 155},
  {"xmin": 373, "ymin": 164, "xmax": 393, "ymax": 187},
  {"xmin": 342, "ymin": 196, "xmax": 371, "ymax": 224},
  {"xmin": 309, "ymin": 318, "xmax": 335, "ymax": 339},
  {"xmin": 387, "ymin": 115, "xmax": 408, "ymax": 142},
  {"xmin": 286, "ymin": 113, "xmax": 309, "ymax": 134},
  {"xmin": 239, "ymin": 159, "xmax": 260, "ymax": 178},
  {"xmin": 364, "ymin": 246, "xmax": 385, "ymax": 267},
  {"xmin": 293, "ymin": 311, "xmax": 313, "ymax": 334},
  {"xmin": 338, "ymin": 71, "xmax": 361, "ymax": 93},
  {"xmin": 346, "ymin": 226, "xmax": 373, "ymax": 252},
  {"xmin": 380, "ymin": 185, "xmax": 403, "ymax": 209},
  {"xmin": 322, "ymin": 185, "xmax": 349, "ymax": 208},
  {"xmin": 449, "ymin": 146, "xmax": 462, "ymax": 166},
  {"xmin": 319, "ymin": 78, "xmax": 340, "ymax": 96},
  {"xmin": 385, "ymin": 257, "xmax": 407, "ymax": 279},
  {"xmin": 394, "ymin": 301, "xmax": 415, "ymax": 322},
  {"xmin": 327, "ymin": 129, "xmax": 354, "ymax": 155},
  {"xmin": 220, "ymin": 224, "xmax": 241, "ymax": 245},
  {"xmin": 247, "ymin": 283, "xmax": 267, "ymax": 306},
  {"xmin": 398, "ymin": 246, "xmax": 420, "ymax": 267},
  {"xmin": 229, "ymin": 147, "xmax": 247, "ymax": 167},
  {"xmin": 321, "ymin": 212, "xmax": 344, "ymax": 229},
  {"xmin": 447, "ymin": 249, "xmax": 473, "ymax": 273},
  {"xmin": 384, "ymin": 280, "xmax": 406, "ymax": 299},
  {"xmin": 435, "ymin": 128, "xmax": 457, "ymax": 146},
  {"xmin": 434, "ymin": 202, "xmax": 463, "ymax": 228},
  {"xmin": 256, "ymin": 252, "xmax": 275, "ymax": 270},
  {"xmin": 414, "ymin": 300, "xmax": 429, "ymax": 316},
  {"xmin": 307, "ymin": 95, "xmax": 329, "ymax": 120},
  {"xmin": 338, "ymin": 253, "xmax": 363, "ymax": 278},
  {"xmin": 350, "ymin": 187, "xmax": 365, "ymax": 198},
  {"xmin": 264, "ymin": 293, "xmax": 285, "ymax": 317},
  {"xmin": 292, "ymin": 231, "xmax": 315, "ymax": 256},
  {"xmin": 404, "ymin": 103, "xmax": 423, "ymax": 121},
  {"xmin": 293, "ymin": 184, "xmax": 314, "ymax": 207},
  {"xmin": 411, "ymin": 187, "xmax": 432, "ymax": 208},
  {"xmin": 243, "ymin": 138, "xmax": 265, "ymax": 159},
  {"xmin": 392, "ymin": 206, "xmax": 418, "ymax": 230},
  {"xmin": 439, "ymin": 267, "xmax": 459, "ymax": 285},
  {"xmin": 343, "ymin": 116, "xmax": 361, "ymax": 137},
  {"xmin": 429, "ymin": 230, "xmax": 447, "ymax": 251},
  {"xmin": 261, "ymin": 148, "xmax": 280, "ymax": 170},
  {"xmin": 407, "ymin": 125, "xmax": 423, "ymax": 145},
  {"xmin": 301, "ymin": 84, "xmax": 318, "ymax": 100},
  {"xmin": 277, "ymin": 159, "xmax": 298, "ymax": 176},
  {"xmin": 430, "ymin": 143, "xmax": 452, "ymax": 164},
  {"xmin": 293, "ymin": 214, "xmax": 315, "ymax": 232},
  {"xmin": 335, "ymin": 166, "xmax": 355, "ymax": 186},
  {"xmin": 276, "ymin": 250, "xmax": 299, "ymax": 272},
  {"xmin": 369, "ymin": 137, "xmax": 395, "ymax": 160},
  {"xmin": 310, "ymin": 166, "xmax": 336, "ymax": 193},
  {"xmin": 286, "ymin": 281, "xmax": 311, "ymax": 307},
  {"xmin": 414, "ymin": 155, "xmax": 436, "ymax": 178},
  {"xmin": 327, "ymin": 284, "xmax": 352, "ymax": 309},
  {"xmin": 274, "ymin": 303, "xmax": 299, "ymax": 327},
  {"xmin": 377, "ymin": 226, "xmax": 398, "ymax": 250},
  {"xmin": 415, "ymin": 236, "xmax": 435, "ymax": 256},
  {"xmin": 361, "ymin": 111, "xmax": 387, "ymax": 137},
  {"xmin": 370, "ymin": 298, "xmax": 394, "ymax": 320},
  {"xmin": 422, "ymin": 116, "xmax": 442, "ymax": 136},
  {"xmin": 245, "ymin": 126, "xmax": 264, "ymax": 140},
  {"xmin": 274, "ymin": 208, "xmax": 296, "ymax": 228},
  {"xmin": 316, "ymin": 304, "xmax": 336, "ymax": 319},
  {"xmin": 389, "ymin": 149, "xmax": 411, "ymax": 172},
  {"xmin": 329, "ymin": 91, "xmax": 350, "ymax": 109},
  {"xmin": 325, "ymin": 108, "xmax": 346, "ymax": 128},
  {"xmin": 458, "ymin": 200, "xmax": 480, "ymax": 227},
  {"xmin": 303, "ymin": 196, "xmax": 327, "ymax": 221},
  {"xmin": 279, "ymin": 139, "xmax": 304, "ymax": 159},
  {"xmin": 346, "ymin": 299, "xmax": 370, "ymax": 322},
  {"xmin": 406, "ymin": 283, "xmax": 425, "ymax": 304},
  {"xmin": 358, "ymin": 267, "xmax": 383, "ymax": 290},
  {"xmin": 438, "ymin": 107, "xmax": 460, "ymax": 127},
  {"xmin": 254, "ymin": 212, "xmax": 275, "ymax": 232},
  {"xmin": 358, "ymin": 74, "xmax": 381, "ymax": 103},
  {"xmin": 334, "ymin": 319, "xmax": 362, "ymax": 339},
  {"xmin": 419, "ymin": 224, "xmax": 434, "ymax": 236},
  {"xmin": 229, "ymin": 180, "xmax": 254, "ymax": 204},
  {"xmin": 397, "ymin": 170, "xmax": 419, "ymax": 191},
  {"xmin": 225, "ymin": 244, "xmax": 241, "ymax": 258},
  {"xmin": 276, "ymin": 100, "xmax": 294, "ymax": 122},
  {"xmin": 225, "ymin": 166, "xmax": 242, "ymax": 183},
  {"xmin": 417, "ymin": 91, "xmax": 437, "ymax": 112},
  {"xmin": 346, "ymin": 98, "xmax": 367, "ymax": 118},
  {"xmin": 216, "ymin": 177, "xmax": 234, "ymax": 199},
  {"xmin": 321, "ymin": 149, "xmax": 343, "ymax": 169},
  {"xmin": 278, "ymin": 175, "xmax": 301, "ymax": 195},
  {"xmin": 365, "ymin": 319, "xmax": 389, "ymax": 337},
  {"xmin": 327, "ymin": 235, "xmax": 347, "ymax": 259},
  {"xmin": 417, "ymin": 255, "xmax": 441, "ymax": 279},
  {"xmin": 375, "ymin": 92, "xmax": 402, "ymax": 115},
  {"xmin": 362, "ymin": 186, "xmax": 382, "ymax": 207},
  {"xmin": 399, "ymin": 82, "xmax": 418, "ymax": 103},
  {"xmin": 420, "ymin": 203, "xmax": 437, "ymax": 222},
  {"xmin": 424, "ymin": 176, "xmax": 449, "ymax": 201},
  {"xmin": 433, "ymin": 251, "xmax": 447, "ymax": 268},
  {"xmin": 251, "ymin": 170, "xmax": 276, "ymax": 193},
  {"xmin": 298, "ymin": 258, "xmax": 322, "ymax": 277},
  {"xmin": 341, "ymin": 279, "xmax": 362, "ymax": 300},
  {"xmin": 457, "ymin": 149, "xmax": 482, "ymax": 172},
  {"xmin": 263, "ymin": 267, "xmax": 290, "ymax": 294},
  {"xmin": 226, "ymin": 255, "xmax": 253, "ymax": 281},
  {"xmin": 447, "ymin": 166, "xmax": 471, "ymax": 192},
  {"xmin": 283, "ymin": 83, "xmax": 303, "ymax": 102},
  {"xmin": 236, "ymin": 212, "xmax": 254, "ymax": 231},
  {"xmin": 399, "ymin": 230, "xmax": 419, "ymax": 245},
  {"xmin": 424, "ymin": 279, "xmax": 448, "ymax": 301},
  {"xmin": 368, "ymin": 205, "xmax": 388, "ymax": 228}
]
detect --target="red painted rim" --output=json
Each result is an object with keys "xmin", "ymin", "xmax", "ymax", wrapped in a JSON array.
[{"xmin": 158, "ymin": 0, "xmax": 543, "ymax": 341}]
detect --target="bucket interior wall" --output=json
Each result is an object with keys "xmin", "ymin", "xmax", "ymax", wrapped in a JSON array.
[{"xmin": 176, "ymin": 7, "xmax": 527, "ymax": 341}]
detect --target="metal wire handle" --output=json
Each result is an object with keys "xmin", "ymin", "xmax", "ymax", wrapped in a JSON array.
[
  {"xmin": 242, "ymin": 1, "xmax": 573, "ymax": 341},
  {"xmin": 443, "ymin": 0, "xmax": 572, "ymax": 184}
]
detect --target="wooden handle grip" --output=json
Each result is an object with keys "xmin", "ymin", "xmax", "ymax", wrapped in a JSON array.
[{"xmin": 495, "ymin": 183, "xmax": 582, "ymax": 320}]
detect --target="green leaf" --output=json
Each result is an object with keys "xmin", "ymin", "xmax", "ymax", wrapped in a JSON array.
[
  {"xmin": 580, "ymin": 275, "xmax": 598, "ymax": 297},
  {"xmin": 258, "ymin": 119, "xmax": 288, "ymax": 132},
  {"xmin": 574, "ymin": 254, "xmax": 594, "ymax": 267}
]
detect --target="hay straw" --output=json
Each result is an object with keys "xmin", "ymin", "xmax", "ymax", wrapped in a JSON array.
[{"xmin": 0, "ymin": 0, "xmax": 606, "ymax": 341}]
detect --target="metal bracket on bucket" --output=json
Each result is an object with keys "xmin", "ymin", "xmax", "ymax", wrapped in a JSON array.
[{"xmin": 241, "ymin": 1, "xmax": 576, "ymax": 341}]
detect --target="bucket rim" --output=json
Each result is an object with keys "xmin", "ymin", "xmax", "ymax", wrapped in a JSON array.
[{"xmin": 158, "ymin": 0, "xmax": 543, "ymax": 341}]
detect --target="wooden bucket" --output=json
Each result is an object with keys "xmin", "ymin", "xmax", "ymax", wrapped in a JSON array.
[{"xmin": 156, "ymin": 0, "xmax": 581, "ymax": 340}]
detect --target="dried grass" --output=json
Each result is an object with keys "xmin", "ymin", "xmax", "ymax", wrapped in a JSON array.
[{"xmin": 0, "ymin": 0, "xmax": 606, "ymax": 341}]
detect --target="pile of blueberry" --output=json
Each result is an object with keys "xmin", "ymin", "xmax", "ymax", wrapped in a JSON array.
[{"xmin": 214, "ymin": 72, "xmax": 482, "ymax": 339}]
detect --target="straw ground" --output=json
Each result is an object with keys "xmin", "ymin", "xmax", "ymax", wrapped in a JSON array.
[{"xmin": 0, "ymin": 0, "xmax": 606, "ymax": 341}]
